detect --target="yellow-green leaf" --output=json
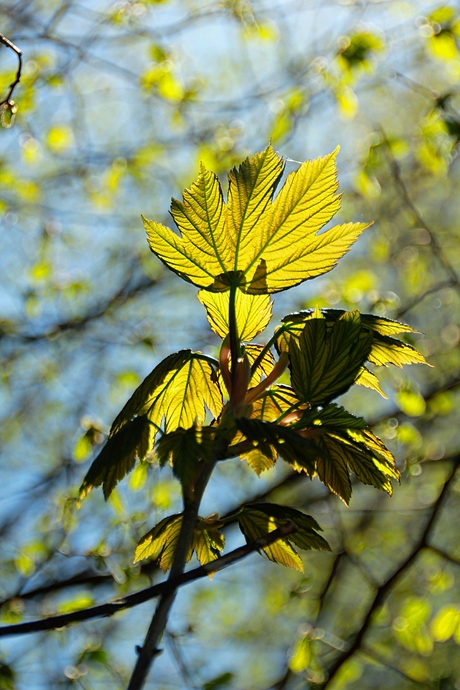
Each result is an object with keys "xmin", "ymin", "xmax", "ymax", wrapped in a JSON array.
[
  {"xmin": 431, "ymin": 605, "xmax": 460, "ymax": 642},
  {"xmin": 134, "ymin": 514, "xmax": 187, "ymax": 570},
  {"xmin": 144, "ymin": 147, "xmax": 369, "ymax": 294},
  {"xmin": 289, "ymin": 635, "xmax": 312, "ymax": 673},
  {"xmin": 288, "ymin": 310, "xmax": 373, "ymax": 405},
  {"xmin": 111, "ymin": 350, "xmax": 222, "ymax": 437},
  {"xmin": 237, "ymin": 503, "xmax": 329, "ymax": 572},
  {"xmin": 198, "ymin": 288, "xmax": 273, "ymax": 341}
]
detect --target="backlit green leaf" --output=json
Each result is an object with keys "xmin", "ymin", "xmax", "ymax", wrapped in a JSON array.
[
  {"xmin": 144, "ymin": 147, "xmax": 369, "ymax": 294},
  {"xmin": 134, "ymin": 514, "xmax": 224, "ymax": 572},
  {"xmin": 198, "ymin": 288, "xmax": 273, "ymax": 342},
  {"xmin": 288, "ymin": 310, "xmax": 373, "ymax": 405},
  {"xmin": 237, "ymin": 503, "xmax": 330, "ymax": 572},
  {"xmin": 134, "ymin": 514, "xmax": 184, "ymax": 569},
  {"xmin": 111, "ymin": 350, "xmax": 222, "ymax": 437},
  {"xmin": 276, "ymin": 308, "xmax": 426, "ymax": 395},
  {"xmin": 235, "ymin": 417, "xmax": 317, "ymax": 475},
  {"xmin": 81, "ymin": 351, "xmax": 222, "ymax": 498}
]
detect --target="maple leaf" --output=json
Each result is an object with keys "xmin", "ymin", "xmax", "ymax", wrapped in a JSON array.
[{"xmin": 143, "ymin": 146, "xmax": 370, "ymax": 295}]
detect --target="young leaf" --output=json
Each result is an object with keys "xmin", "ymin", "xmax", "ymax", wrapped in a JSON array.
[
  {"xmin": 111, "ymin": 350, "xmax": 222, "ymax": 437},
  {"xmin": 296, "ymin": 404, "xmax": 399, "ymax": 503},
  {"xmin": 277, "ymin": 308, "xmax": 427, "ymax": 374},
  {"xmin": 80, "ymin": 415, "xmax": 154, "ymax": 500},
  {"xmin": 156, "ymin": 426, "xmax": 215, "ymax": 488},
  {"xmin": 355, "ymin": 366, "xmax": 388, "ymax": 398},
  {"xmin": 237, "ymin": 503, "xmax": 330, "ymax": 572},
  {"xmin": 81, "ymin": 351, "xmax": 222, "ymax": 500},
  {"xmin": 134, "ymin": 515, "xmax": 225, "ymax": 572},
  {"xmin": 193, "ymin": 517, "xmax": 225, "ymax": 570},
  {"xmin": 235, "ymin": 417, "xmax": 317, "ymax": 475},
  {"xmin": 198, "ymin": 288, "xmax": 273, "ymax": 341},
  {"xmin": 144, "ymin": 147, "xmax": 369, "ymax": 294},
  {"xmin": 134, "ymin": 514, "xmax": 186, "ymax": 570},
  {"xmin": 288, "ymin": 310, "xmax": 373, "ymax": 405}
]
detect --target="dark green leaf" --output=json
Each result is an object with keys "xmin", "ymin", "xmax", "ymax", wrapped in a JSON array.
[
  {"xmin": 156, "ymin": 426, "xmax": 215, "ymax": 488},
  {"xmin": 235, "ymin": 417, "xmax": 317, "ymax": 475},
  {"xmin": 80, "ymin": 415, "xmax": 154, "ymax": 500},
  {"xmin": 288, "ymin": 310, "xmax": 373, "ymax": 404},
  {"xmin": 237, "ymin": 503, "xmax": 330, "ymax": 571}
]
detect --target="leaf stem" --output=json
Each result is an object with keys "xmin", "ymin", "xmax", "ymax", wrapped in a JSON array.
[
  {"xmin": 250, "ymin": 325, "xmax": 287, "ymax": 378},
  {"xmin": 229, "ymin": 284, "xmax": 239, "ymax": 387}
]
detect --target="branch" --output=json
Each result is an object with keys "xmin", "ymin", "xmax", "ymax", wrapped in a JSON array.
[
  {"xmin": 0, "ymin": 33, "xmax": 22, "ymax": 107},
  {"xmin": 320, "ymin": 456, "xmax": 460, "ymax": 688},
  {"xmin": 0, "ymin": 522, "xmax": 297, "ymax": 639}
]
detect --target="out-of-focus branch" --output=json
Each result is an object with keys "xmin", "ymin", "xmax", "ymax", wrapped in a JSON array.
[
  {"xmin": 320, "ymin": 456, "xmax": 460, "ymax": 688},
  {"xmin": 0, "ymin": 33, "xmax": 22, "ymax": 107}
]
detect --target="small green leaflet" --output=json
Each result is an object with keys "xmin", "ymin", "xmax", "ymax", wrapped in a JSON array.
[
  {"xmin": 198, "ymin": 289, "xmax": 273, "ymax": 342},
  {"xmin": 156, "ymin": 426, "xmax": 215, "ymax": 488},
  {"xmin": 144, "ymin": 146, "xmax": 369, "ymax": 294},
  {"xmin": 134, "ymin": 515, "xmax": 225, "ymax": 573},
  {"xmin": 80, "ymin": 350, "xmax": 222, "ymax": 499},
  {"xmin": 237, "ymin": 503, "xmax": 330, "ymax": 572},
  {"xmin": 288, "ymin": 310, "xmax": 373, "ymax": 405},
  {"xmin": 276, "ymin": 308, "xmax": 427, "ymax": 398},
  {"xmin": 79, "ymin": 415, "xmax": 154, "ymax": 500}
]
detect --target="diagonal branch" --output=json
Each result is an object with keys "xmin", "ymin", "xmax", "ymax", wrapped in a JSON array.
[
  {"xmin": 320, "ymin": 456, "xmax": 460, "ymax": 688},
  {"xmin": 0, "ymin": 33, "xmax": 22, "ymax": 107},
  {"xmin": 0, "ymin": 522, "xmax": 297, "ymax": 639}
]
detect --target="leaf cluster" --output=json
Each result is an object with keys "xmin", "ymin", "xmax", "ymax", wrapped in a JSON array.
[{"xmin": 79, "ymin": 147, "xmax": 426, "ymax": 570}]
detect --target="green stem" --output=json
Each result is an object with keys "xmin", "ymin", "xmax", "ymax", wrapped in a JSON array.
[
  {"xmin": 250, "ymin": 324, "xmax": 287, "ymax": 378},
  {"xmin": 126, "ymin": 460, "xmax": 215, "ymax": 690},
  {"xmin": 229, "ymin": 284, "xmax": 239, "ymax": 387}
]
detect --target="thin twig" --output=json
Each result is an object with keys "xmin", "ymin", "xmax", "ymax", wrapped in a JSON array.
[{"xmin": 0, "ymin": 33, "xmax": 22, "ymax": 106}]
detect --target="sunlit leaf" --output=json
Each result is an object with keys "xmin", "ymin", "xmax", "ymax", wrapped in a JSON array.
[
  {"xmin": 289, "ymin": 635, "xmax": 312, "ymax": 673},
  {"xmin": 134, "ymin": 514, "xmax": 186, "ymax": 571},
  {"xmin": 144, "ymin": 147, "xmax": 369, "ymax": 294},
  {"xmin": 134, "ymin": 515, "xmax": 224, "ymax": 573},
  {"xmin": 288, "ymin": 310, "xmax": 373, "ymax": 405},
  {"xmin": 81, "ymin": 351, "xmax": 222, "ymax": 498},
  {"xmin": 237, "ymin": 503, "xmax": 330, "ymax": 572},
  {"xmin": 111, "ymin": 350, "xmax": 222, "ymax": 437},
  {"xmin": 235, "ymin": 417, "xmax": 317, "ymax": 475},
  {"xmin": 355, "ymin": 366, "xmax": 388, "ymax": 398},
  {"xmin": 198, "ymin": 288, "xmax": 273, "ymax": 341},
  {"xmin": 276, "ymin": 309, "xmax": 426, "ymax": 396}
]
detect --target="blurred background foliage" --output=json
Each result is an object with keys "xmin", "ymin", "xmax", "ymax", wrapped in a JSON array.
[{"xmin": 1, "ymin": 0, "xmax": 460, "ymax": 688}]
